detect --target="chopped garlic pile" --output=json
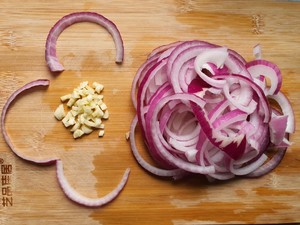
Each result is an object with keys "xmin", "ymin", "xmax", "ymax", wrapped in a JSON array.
[{"xmin": 54, "ymin": 81, "xmax": 109, "ymax": 139}]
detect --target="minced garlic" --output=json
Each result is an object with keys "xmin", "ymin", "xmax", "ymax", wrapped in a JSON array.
[{"xmin": 54, "ymin": 81, "xmax": 108, "ymax": 139}]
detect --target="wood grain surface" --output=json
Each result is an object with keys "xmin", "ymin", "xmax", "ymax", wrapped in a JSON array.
[{"xmin": 0, "ymin": 0, "xmax": 300, "ymax": 224}]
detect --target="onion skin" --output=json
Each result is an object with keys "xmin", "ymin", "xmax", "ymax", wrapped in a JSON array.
[
  {"xmin": 45, "ymin": 12, "xmax": 124, "ymax": 72},
  {"xmin": 130, "ymin": 40, "xmax": 295, "ymax": 181}
]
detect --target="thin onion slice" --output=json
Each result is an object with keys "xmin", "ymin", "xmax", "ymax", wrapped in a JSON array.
[
  {"xmin": 1, "ymin": 79, "xmax": 58, "ymax": 164},
  {"xmin": 246, "ymin": 147, "xmax": 287, "ymax": 177},
  {"xmin": 268, "ymin": 91, "xmax": 295, "ymax": 133},
  {"xmin": 45, "ymin": 12, "xmax": 124, "ymax": 72},
  {"xmin": 246, "ymin": 59, "xmax": 282, "ymax": 96},
  {"xmin": 56, "ymin": 160, "xmax": 130, "ymax": 207},
  {"xmin": 129, "ymin": 116, "xmax": 185, "ymax": 178}
]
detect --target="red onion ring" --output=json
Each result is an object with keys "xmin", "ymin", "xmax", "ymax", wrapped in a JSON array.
[
  {"xmin": 45, "ymin": 12, "xmax": 124, "ymax": 72},
  {"xmin": 130, "ymin": 40, "xmax": 294, "ymax": 181}
]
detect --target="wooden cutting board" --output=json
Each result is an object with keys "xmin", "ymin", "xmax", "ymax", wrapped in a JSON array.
[{"xmin": 0, "ymin": 0, "xmax": 299, "ymax": 224}]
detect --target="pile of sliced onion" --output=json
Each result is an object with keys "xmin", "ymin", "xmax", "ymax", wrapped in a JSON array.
[
  {"xmin": 1, "ymin": 12, "xmax": 128, "ymax": 207},
  {"xmin": 130, "ymin": 40, "xmax": 295, "ymax": 181}
]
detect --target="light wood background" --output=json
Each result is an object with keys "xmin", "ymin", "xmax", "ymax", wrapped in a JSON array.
[{"xmin": 0, "ymin": 0, "xmax": 300, "ymax": 224}]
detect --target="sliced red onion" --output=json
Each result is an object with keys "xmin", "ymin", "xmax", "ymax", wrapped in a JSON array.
[
  {"xmin": 148, "ymin": 41, "xmax": 182, "ymax": 59},
  {"xmin": 253, "ymin": 44, "xmax": 262, "ymax": 60},
  {"xmin": 268, "ymin": 91, "xmax": 295, "ymax": 133},
  {"xmin": 202, "ymin": 62, "xmax": 229, "ymax": 76},
  {"xmin": 131, "ymin": 42, "xmax": 181, "ymax": 110},
  {"xmin": 212, "ymin": 109, "xmax": 248, "ymax": 131},
  {"xmin": 166, "ymin": 40, "xmax": 216, "ymax": 77},
  {"xmin": 194, "ymin": 47, "xmax": 228, "ymax": 88},
  {"xmin": 131, "ymin": 55, "xmax": 160, "ymax": 109},
  {"xmin": 230, "ymin": 153, "xmax": 268, "ymax": 176},
  {"xmin": 269, "ymin": 115, "xmax": 288, "ymax": 145},
  {"xmin": 129, "ymin": 116, "xmax": 185, "ymax": 178},
  {"xmin": 149, "ymin": 93, "xmax": 215, "ymax": 174},
  {"xmin": 130, "ymin": 40, "xmax": 294, "ymax": 181},
  {"xmin": 45, "ymin": 12, "xmax": 124, "ymax": 72},
  {"xmin": 223, "ymin": 83, "xmax": 257, "ymax": 114},
  {"xmin": 2, "ymin": 79, "xmax": 130, "ymax": 207},
  {"xmin": 56, "ymin": 160, "xmax": 130, "ymax": 207},
  {"xmin": 1, "ymin": 79, "xmax": 58, "ymax": 164},
  {"xmin": 169, "ymin": 44, "xmax": 219, "ymax": 93},
  {"xmin": 246, "ymin": 60, "xmax": 282, "ymax": 96},
  {"xmin": 215, "ymin": 74, "xmax": 271, "ymax": 123},
  {"xmin": 246, "ymin": 147, "xmax": 287, "ymax": 178}
]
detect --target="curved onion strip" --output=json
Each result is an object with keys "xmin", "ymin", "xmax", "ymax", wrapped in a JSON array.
[
  {"xmin": 131, "ymin": 58, "xmax": 160, "ymax": 110},
  {"xmin": 190, "ymin": 100, "xmax": 247, "ymax": 160},
  {"xmin": 45, "ymin": 12, "xmax": 124, "ymax": 72},
  {"xmin": 208, "ymin": 100, "xmax": 229, "ymax": 122},
  {"xmin": 229, "ymin": 153, "xmax": 268, "ymax": 176},
  {"xmin": 246, "ymin": 59, "xmax": 282, "ymax": 96},
  {"xmin": 179, "ymin": 61, "xmax": 197, "ymax": 93},
  {"xmin": 212, "ymin": 109, "xmax": 248, "ymax": 131},
  {"xmin": 56, "ymin": 160, "xmax": 130, "ymax": 207},
  {"xmin": 215, "ymin": 74, "xmax": 271, "ymax": 123},
  {"xmin": 148, "ymin": 41, "xmax": 182, "ymax": 59},
  {"xmin": 204, "ymin": 147, "xmax": 229, "ymax": 173},
  {"xmin": 194, "ymin": 47, "xmax": 228, "ymax": 88},
  {"xmin": 142, "ymin": 85, "xmax": 175, "ymax": 168},
  {"xmin": 129, "ymin": 116, "xmax": 185, "ymax": 178},
  {"xmin": 246, "ymin": 147, "xmax": 287, "ymax": 178},
  {"xmin": 164, "ymin": 118, "xmax": 200, "ymax": 144},
  {"xmin": 208, "ymin": 172, "xmax": 235, "ymax": 180},
  {"xmin": 128, "ymin": 42, "xmax": 181, "ymax": 110},
  {"xmin": 149, "ymin": 93, "xmax": 215, "ymax": 174},
  {"xmin": 166, "ymin": 40, "xmax": 216, "ymax": 78},
  {"xmin": 169, "ymin": 44, "xmax": 218, "ymax": 93},
  {"xmin": 138, "ymin": 60, "xmax": 168, "ymax": 113},
  {"xmin": 223, "ymin": 84, "xmax": 257, "ymax": 114},
  {"xmin": 268, "ymin": 91, "xmax": 295, "ymax": 133},
  {"xmin": 1, "ymin": 79, "xmax": 58, "ymax": 164}
]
